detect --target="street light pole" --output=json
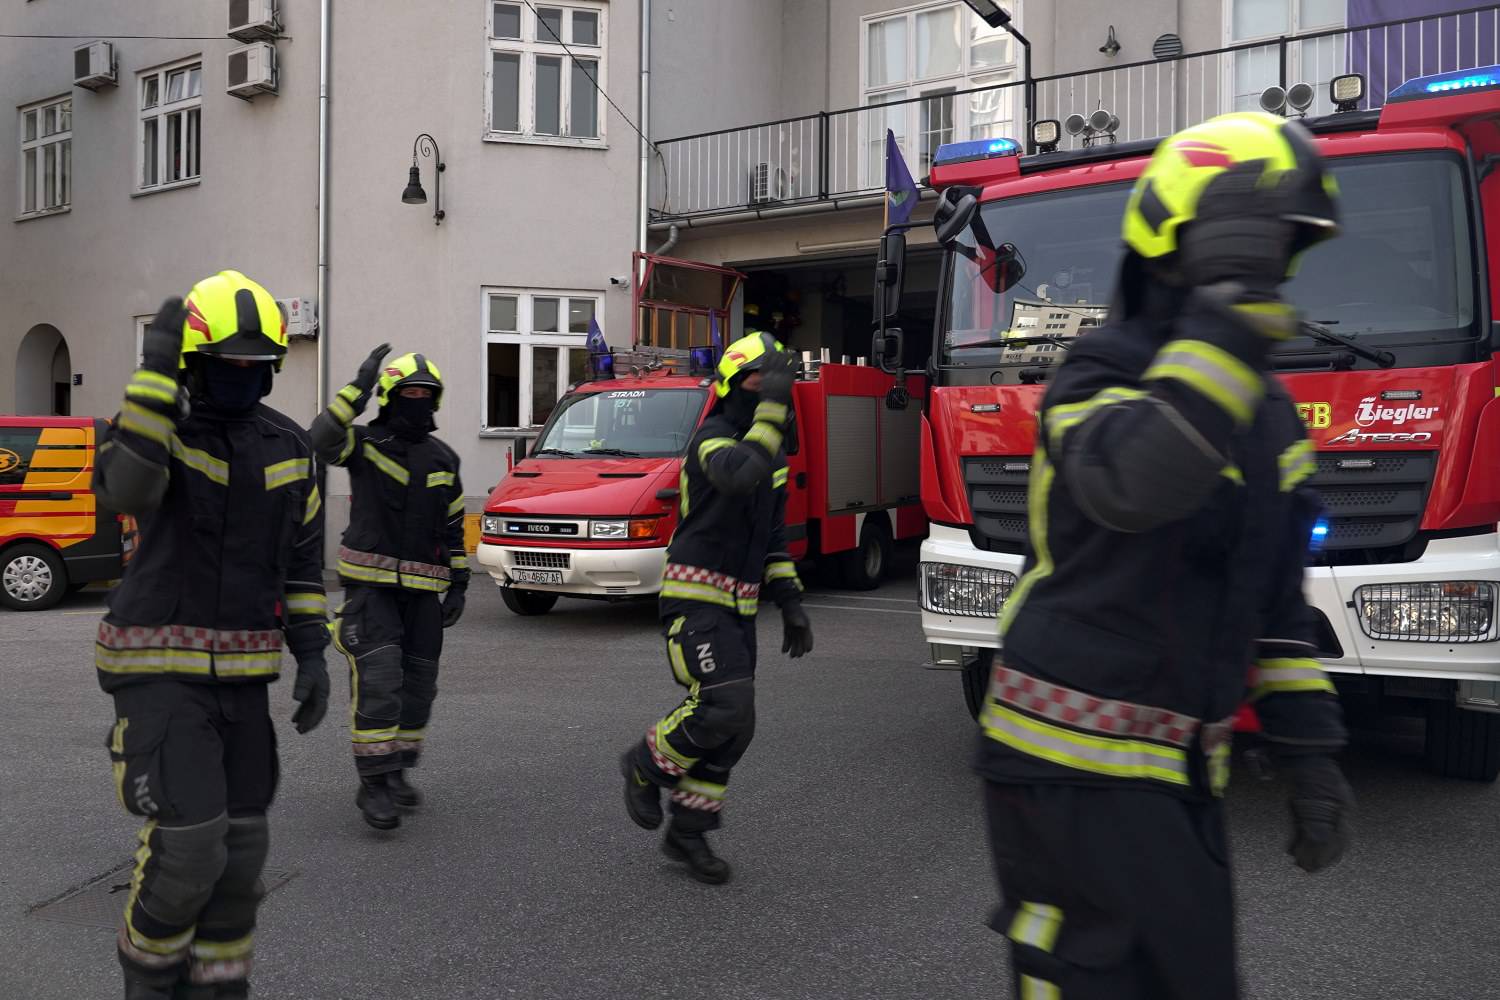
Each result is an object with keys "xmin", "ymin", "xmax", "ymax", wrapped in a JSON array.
[{"xmin": 960, "ymin": 1, "xmax": 1034, "ymax": 154}]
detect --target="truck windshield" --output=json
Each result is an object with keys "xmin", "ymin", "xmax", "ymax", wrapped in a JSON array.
[
  {"xmin": 940, "ymin": 151, "xmax": 1477, "ymax": 370},
  {"xmin": 532, "ymin": 388, "xmax": 706, "ymax": 459}
]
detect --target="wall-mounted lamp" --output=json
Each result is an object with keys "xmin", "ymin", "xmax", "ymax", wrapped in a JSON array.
[
  {"xmin": 1099, "ymin": 25, "xmax": 1121, "ymax": 57},
  {"xmin": 402, "ymin": 133, "xmax": 445, "ymax": 225}
]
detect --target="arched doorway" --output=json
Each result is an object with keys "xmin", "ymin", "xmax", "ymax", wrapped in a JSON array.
[{"xmin": 16, "ymin": 324, "xmax": 70, "ymax": 415}]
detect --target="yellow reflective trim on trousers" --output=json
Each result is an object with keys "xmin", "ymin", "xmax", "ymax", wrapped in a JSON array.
[
  {"xmin": 1020, "ymin": 976, "xmax": 1061, "ymax": 1000},
  {"xmin": 338, "ymin": 560, "xmax": 398, "ymax": 584},
  {"xmin": 679, "ymin": 467, "xmax": 690, "ymax": 518},
  {"xmin": 653, "ymin": 700, "xmax": 701, "ymax": 770},
  {"xmin": 1251, "ymin": 657, "xmax": 1336, "ymax": 699},
  {"xmin": 125, "ymin": 820, "xmax": 196, "ymax": 957},
  {"xmin": 1045, "ymin": 386, "xmax": 1149, "ymax": 450},
  {"xmin": 981, "ymin": 701, "xmax": 1191, "ymax": 786},
  {"xmin": 772, "ymin": 466, "xmax": 789, "ymax": 489},
  {"xmin": 190, "ymin": 934, "xmax": 255, "ymax": 961},
  {"xmin": 697, "ymin": 436, "xmax": 737, "ymax": 465},
  {"xmin": 119, "ymin": 401, "xmax": 175, "ymax": 446},
  {"xmin": 285, "ymin": 592, "xmax": 327, "ymax": 616},
  {"xmin": 353, "ymin": 727, "xmax": 398, "ymax": 743},
  {"xmin": 111, "ymin": 718, "xmax": 129, "ymax": 809},
  {"xmin": 660, "ymin": 580, "xmax": 737, "ymax": 609},
  {"xmin": 427, "ymin": 471, "xmax": 456, "ymax": 488},
  {"xmin": 744, "ymin": 420, "xmax": 783, "ymax": 455},
  {"xmin": 1144, "ymin": 339, "xmax": 1262, "ymax": 425},
  {"xmin": 264, "ymin": 457, "xmax": 310, "ymax": 491},
  {"xmin": 171, "ymin": 439, "xmax": 230, "ymax": 486},
  {"xmin": 96, "ymin": 647, "xmax": 214, "ymax": 676},
  {"xmin": 1008, "ymin": 902, "xmax": 1063, "ymax": 953},
  {"xmin": 447, "ymin": 496, "xmax": 465, "ymax": 517},
  {"xmin": 668, "ymin": 635, "xmax": 692, "ymax": 686},
  {"xmin": 999, "ymin": 447, "xmax": 1055, "ymax": 637},
  {"xmin": 362, "ymin": 442, "xmax": 410, "ymax": 484},
  {"xmin": 304, "ymin": 484, "xmax": 323, "ymax": 525},
  {"xmin": 676, "ymin": 777, "xmax": 726, "ymax": 800},
  {"xmin": 1279, "ymin": 438, "xmax": 1317, "ymax": 492},
  {"xmin": 396, "ymin": 727, "xmax": 426, "ymax": 741}
]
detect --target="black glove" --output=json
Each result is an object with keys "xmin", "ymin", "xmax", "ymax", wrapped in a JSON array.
[
  {"xmin": 141, "ymin": 297, "xmax": 188, "ymax": 377},
  {"xmin": 757, "ymin": 351, "xmax": 796, "ymax": 408},
  {"xmin": 352, "ymin": 343, "xmax": 392, "ymax": 395},
  {"xmin": 441, "ymin": 587, "xmax": 466, "ymax": 628},
  {"xmin": 780, "ymin": 601, "xmax": 813, "ymax": 658},
  {"xmin": 1283, "ymin": 754, "xmax": 1353, "ymax": 873},
  {"xmin": 291, "ymin": 652, "xmax": 330, "ymax": 734}
]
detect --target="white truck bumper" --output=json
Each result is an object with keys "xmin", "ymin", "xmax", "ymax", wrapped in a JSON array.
[
  {"xmin": 918, "ymin": 523, "xmax": 1021, "ymax": 658},
  {"xmin": 475, "ymin": 541, "xmax": 667, "ymax": 598}
]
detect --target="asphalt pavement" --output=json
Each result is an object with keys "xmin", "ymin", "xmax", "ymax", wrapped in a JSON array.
[{"xmin": 5, "ymin": 547, "xmax": 1500, "ymax": 999}]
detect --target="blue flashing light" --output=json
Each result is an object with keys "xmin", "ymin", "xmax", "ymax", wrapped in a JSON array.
[
  {"xmin": 1389, "ymin": 64, "xmax": 1500, "ymax": 101},
  {"xmin": 590, "ymin": 351, "xmax": 615, "ymax": 380},
  {"xmin": 933, "ymin": 137, "xmax": 1021, "ymax": 167},
  {"xmin": 688, "ymin": 346, "xmax": 717, "ymax": 375},
  {"xmin": 1310, "ymin": 516, "xmax": 1330, "ymax": 553}
]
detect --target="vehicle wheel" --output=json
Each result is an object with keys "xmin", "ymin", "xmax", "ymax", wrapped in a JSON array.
[
  {"xmin": 962, "ymin": 648, "xmax": 994, "ymax": 722},
  {"xmin": 838, "ymin": 515, "xmax": 893, "ymax": 591},
  {"xmin": 0, "ymin": 543, "xmax": 68, "ymax": 611},
  {"xmin": 501, "ymin": 587, "xmax": 559, "ymax": 616},
  {"xmin": 1424, "ymin": 699, "xmax": 1500, "ymax": 782}
]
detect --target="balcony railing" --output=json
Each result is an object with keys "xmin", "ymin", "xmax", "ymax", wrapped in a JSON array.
[{"xmin": 649, "ymin": 3, "xmax": 1500, "ymax": 222}]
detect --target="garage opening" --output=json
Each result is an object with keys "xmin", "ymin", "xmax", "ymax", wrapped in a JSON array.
[{"xmin": 16, "ymin": 324, "xmax": 70, "ymax": 416}]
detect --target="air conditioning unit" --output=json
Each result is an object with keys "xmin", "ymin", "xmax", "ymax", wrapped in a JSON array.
[
  {"xmin": 228, "ymin": 0, "xmax": 281, "ymax": 42},
  {"xmin": 73, "ymin": 41, "xmax": 117, "ymax": 91},
  {"xmin": 226, "ymin": 42, "xmax": 277, "ymax": 99},
  {"xmin": 749, "ymin": 162, "xmax": 786, "ymax": 205},
  {"xmin": 277, "ymin": 297, "xmax": 318, "ymax": 340}
]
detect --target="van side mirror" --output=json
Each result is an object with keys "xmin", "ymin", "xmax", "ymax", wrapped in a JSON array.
[
  {"xmin": 872, "ymin": 327, "xmax": 905, "ymax": 375},
  {"xmin": 875, "ymin": 231, "xmax": 907, "ymax": 323}
]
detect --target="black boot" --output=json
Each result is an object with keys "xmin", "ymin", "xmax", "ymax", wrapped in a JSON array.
[
  {"xmin": 387, "ymin": 770, "xmax": 422, "ymax": 810},
  {"xmin": 662, "ymin": 828, "xmax": 732, "ymax": 884},
  {"xmin": 124, "ymin": 977, "xmax": 174, "ymax": 1000},
  {"xmin": 356, "ymin": 775, "xmax": 401, "ymax": 830},
  {"xmin": 620, "ymin": 750, "xmax": 662, "ymax": 830}
]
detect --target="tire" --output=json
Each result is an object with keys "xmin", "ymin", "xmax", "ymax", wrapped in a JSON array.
[
  {"xmin": 962, "ymin": 648, "xmax": 994, "ymax": 721},
  {"xmin": 501, "ymin": 587, "xmax": 559, "ymax": 616},
  {"xmin": 838, "ymin": 515, "xmax": 893, "ymax": 591},
  {"xmin": 0, "ymin": 543, "xmax": 69, "ymax": 611},
  {"xmin": 1424, "ymin": 698, "xmax": 1500, "ymax": 782}
]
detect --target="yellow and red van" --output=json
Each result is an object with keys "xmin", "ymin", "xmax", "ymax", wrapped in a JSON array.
[{"xmin": 0, "ymin": 416, "xmax": 135, "ymax": 610}]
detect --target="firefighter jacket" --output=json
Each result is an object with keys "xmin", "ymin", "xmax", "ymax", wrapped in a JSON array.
[
  {"xmin": 310, "ymin": 384, "xmax": 469, "ymax": 595},
  {"xmin": 93, "ymin": 396, "xmax": 328, "ymax": 692},
  {"xmin": 975, "ymin": 290, "xmax": 1347, "ymax": 800},
  {"xmin": 662, "ymin": 397, "xmax": 803, "ymax": 617}
]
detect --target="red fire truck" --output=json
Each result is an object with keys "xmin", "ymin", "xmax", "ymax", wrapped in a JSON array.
[
  {"xmin": 882, "ymin": 65, "xmax": 1500, "ymax": 780},
  {"xmin": 476, "ymin": 254, "xmax": 926, "ymax": 615}
]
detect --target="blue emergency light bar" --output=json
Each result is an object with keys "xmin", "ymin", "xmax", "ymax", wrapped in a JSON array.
[
  {"xmin": 1388, "ymin": 64, "xmax": 1500, "ymax": 101},
  {"xmin": 932, "ymin": 137, "xmax": 1021, "ymax": 167}
]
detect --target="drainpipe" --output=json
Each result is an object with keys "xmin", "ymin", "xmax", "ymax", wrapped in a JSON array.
[
  {"xmin": 651, "ymin": 222, "xmax": 679, "ymax": 256},
  {"xmin": 316, "ymin": 0, "xmax": 332, "ymax": 413},
  {"xmin": 637, "ymin": 0, "xmax": 651, "ymax": 265}
]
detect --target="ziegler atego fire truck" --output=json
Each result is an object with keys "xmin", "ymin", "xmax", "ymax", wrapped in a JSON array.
[
  {"xmin": 475, "ymin": 253, "xmax": 926, "ymax": 615},
  {"xmin": 874, "ymin": 64, "xmax": 1500, "ymax": 782}
]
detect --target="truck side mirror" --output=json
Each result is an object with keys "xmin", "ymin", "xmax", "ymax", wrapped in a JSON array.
[
  {"xmin": 934, "ymin": 192, "xmax": 979, "ymax": 247},
  {"xmin": 872, "ymin": 327, "xmax": 905, "ymax": 375},
  {"xmin": 875, "ymin": 231, "xmax": 907, "ymax": 323}
]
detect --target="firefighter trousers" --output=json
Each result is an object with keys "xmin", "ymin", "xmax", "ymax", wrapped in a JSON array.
[
  {"xmin": 633, "ymin": 605, "xmax": 757, "ymax": 833},
  {"xmin": 983, "ymin": 781, "xmax": 1239, "ymax": 1000},
  {"xmin": 333, "ymin": 583, "xmax": 443, "ymax": 777},
  {"xmin": 106, "ymin": 680, "xmax": 277, "ymax": 996}
]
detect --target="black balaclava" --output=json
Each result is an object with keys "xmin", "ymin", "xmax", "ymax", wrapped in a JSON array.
[
  {"xmin": 1108, "ymin": 249, "xmax": 1190, "ymax": 332},
  {"xmin": 381, "ymin": 393, "xmax": 437, "ymax": 442},
  {"xmin": 190, "ymin": 357, "xmax": 272, "ymax": 416},
  {"xmin": 720, "ymin": 372, "xmax": 760, "ymax": 429}
]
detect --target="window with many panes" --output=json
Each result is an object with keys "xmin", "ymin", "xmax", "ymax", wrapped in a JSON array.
[
  {"xmin": 138, "ymin": 60, "xmax": 202, "ymax": 192},
  {"xmin": 862, "ymin": 3, "xmax": 1020, "ymax": 182},
  {"xmin": 484, "ymin": 289, "xmax": 599, "ymax": 430},
  {"xmin": 487, "ymin": 2, "xmax": 605, "ymax": 143},
  {"xmin": 1228, "ymin": 0, "xmax": 1345, "ymax": 114},
  {"xmin": 19, "ymin": 95, "xmax": 71, "ymax": 217}
]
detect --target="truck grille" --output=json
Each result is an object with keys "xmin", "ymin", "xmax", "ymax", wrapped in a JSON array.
[
  {"xmin": 510, "ymin": 550, "xmax": 570, "ymax": 569},
  {"xmin": 964, "ymin": 456, "xmax": 1032, "ymax": 553},
  {"xmin": 1308, "ymin": 451, "xmax": 1435, "ymax": 553}
]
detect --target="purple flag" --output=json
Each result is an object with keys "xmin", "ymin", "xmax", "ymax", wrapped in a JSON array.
[{"xmin": 885, "ymin": 130, "xmax": 918, "ymax": 227}]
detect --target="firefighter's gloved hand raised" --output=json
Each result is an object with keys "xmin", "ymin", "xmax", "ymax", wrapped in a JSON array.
[
  {"xmin": 1284, "ymin": 754, "xmax": 1353, "ymax": 873},
  {"xmin": 352, "ymin": 343, "xmax": 392, "ymax": 395},
  {"xmin": 757, "ymin": 351, "xmax": 796, "ymax": 410},
  {"xmin": 781, "ymin": 601, "xmax": 813, "ymax": 659},
  {"xmin": 291, "ymin": 652, "xmax": 330, "ymax": 734},
  {"xmin": 441, "ymin": 586, "xmax": 466, "ymax": 628},
  {"xmin": 141, "ymin": 297, "xmax": 189, "ymax": 377}
]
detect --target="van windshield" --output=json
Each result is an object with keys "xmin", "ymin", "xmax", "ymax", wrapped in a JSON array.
[{"xmin": 532, "ymin": 388, "xmax": 707, "ymax": 458}]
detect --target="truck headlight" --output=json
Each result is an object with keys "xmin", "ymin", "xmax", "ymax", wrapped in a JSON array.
[
  {"xmin": 590, "ymin": 519, "xmax": 628, "ymax": 539},
  {"xmin": 481, "ymin": 514, "xmax": 501, "ymax": 535},
  {"xmin": 920, "ymin": 562, "xmax": 1016, "ymax": 617},
  {"xmin": 1355, "ymin": 582, "xmax": 1498, "ymax": 642}
]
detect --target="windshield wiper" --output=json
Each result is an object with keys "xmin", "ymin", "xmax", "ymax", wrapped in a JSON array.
[
  {"xmin": 1287, "ymin": 320, "xmax": 1395, "ymax": 369},
  {"xmin": 950, "ymin": 334, "xmax": 1074, "ymax": 352},
  {"xmin": 531, "ymin": 447, "xmax": 576, "ymax": 457},
  {"xmin": 582, "ymin": 447, "xmax": 643, "ymax": 457}
]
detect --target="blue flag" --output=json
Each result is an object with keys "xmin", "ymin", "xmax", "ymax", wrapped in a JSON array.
[
  {"xmin": 586, "ymin": 317, "xmax": 608, "ymax": 355},
  {"xmin": 885, "ymin": 129, "xmax": 918, "ymax": 227}
]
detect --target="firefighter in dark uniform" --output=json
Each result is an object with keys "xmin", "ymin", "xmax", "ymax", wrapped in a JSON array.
[
  {"xmin": 95, "ymin": 271, "xmax": 330, "ymax": 1000},
  {"xmin": 620, "ymin": 331, "xmax": 815, "ymax": 884},
  {"xmin": 311, "ymin": 347, "xmax": 468, "ymax": 830},
  {"xmin": 975, "ymin": 112, "xmax": 1355, "ymax": 999}
]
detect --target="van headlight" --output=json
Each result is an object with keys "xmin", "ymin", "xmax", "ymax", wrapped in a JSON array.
[
  {"xmin": 590, "ymin": 520, "xmax": 628, "ymax": 539},
  {"xmin": 1355, "ymin": 582, "xmax": 1497, "ymax": 642},
  {"xmin": 481, "ymin": 514, "xmax": 501, "ymax": 535},
  {"xmin": 920, "ymin": 562, "xmax": 1016, "ymax": 617}
]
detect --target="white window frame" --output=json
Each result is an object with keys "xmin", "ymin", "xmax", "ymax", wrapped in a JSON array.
[
  {"xmin": 18, "ymin": 94, "xmax": 71, "ymax": 219},
  {"xmin": 136, "ymin": 57, "xmax": 203, "ymax": 195},
  {"xmin": 134, "ymin": 315, "xmax": 152, "ymax": 366},
  {"xmin": 859, "ymin": 1, "xmax": 1021, "ymax": 185},
  {"xmin": 481, "ymin": 287, "xmax": 601, "ymax": 432},
  {"xmin": 1223, "ymin": 0, "xmax": 1347, "ymax": 115},
  {"xmin": 485, "ymin": 1, "xmax": 608, "ymax": 147}
]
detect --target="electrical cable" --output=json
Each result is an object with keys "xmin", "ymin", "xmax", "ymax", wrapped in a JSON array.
[{"xmin": 0, "ymin": 33, "xmax": 261, "ymax": 40}]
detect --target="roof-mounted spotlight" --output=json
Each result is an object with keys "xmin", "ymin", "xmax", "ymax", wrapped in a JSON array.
[
  {"xmin": 1330, "ymin": 72, "xmax": 1366, "ymax": 112},
  {"xmin": 1259, "ymin": 85, "xmax": 1287, "ymax": 114},
  {"xmin": 1286, "ymin": 82, "xmax": 1315, "ymax": 115},
  {"xmin": 1032, "ymin": 118, "xmax": 1061, "ymax": 153}
]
